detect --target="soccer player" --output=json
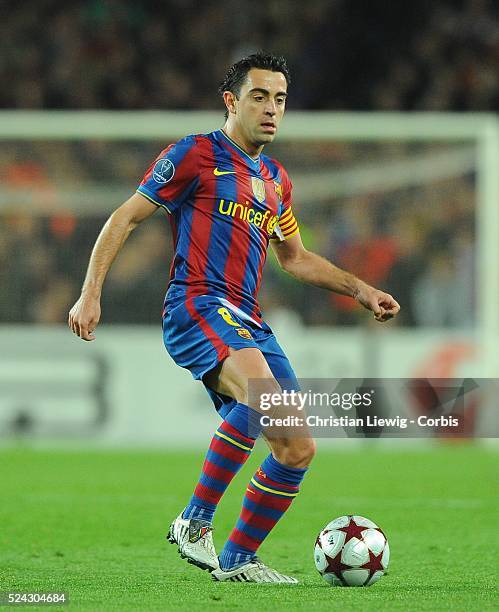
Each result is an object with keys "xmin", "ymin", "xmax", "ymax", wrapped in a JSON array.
[{"xmin": 68, "ymin": 53, "xmax": 400, "ymax": 583}]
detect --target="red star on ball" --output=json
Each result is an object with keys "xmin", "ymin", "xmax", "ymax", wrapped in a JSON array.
[
  {"xmin": 360, "ymin": 548, "xmax": 385, "ymax": 580},
  {"xmin": 337, "ymin": 516, "xmax": 368, "ymax": 543},
  {"xmin": 324, "ymin": 550, "xmax": 350, "ymax": 585}
]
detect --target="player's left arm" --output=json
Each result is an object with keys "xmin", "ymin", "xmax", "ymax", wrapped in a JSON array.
[{"xmin": 270, "ymin": 231, "xmax": 400, "ymax": 322}]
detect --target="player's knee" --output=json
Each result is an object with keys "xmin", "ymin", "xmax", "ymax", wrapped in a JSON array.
[{"xmin": 275, "ymin": 437, "xmax": 316, "ymax": 468}]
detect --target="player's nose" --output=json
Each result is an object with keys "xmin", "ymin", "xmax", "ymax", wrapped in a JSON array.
[{"xmin": 264, "ymin": 102, "xmax": 277, "ymax": 116}]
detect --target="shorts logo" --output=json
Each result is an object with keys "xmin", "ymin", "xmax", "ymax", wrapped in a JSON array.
[
  {"xmin": 236, "ymin": 327, "xmax": 252, "ymax": 340},
  {"xmin": 217, "ymin": 307, "xmax": 240, "ymax": 327},
  {"xmin": 152, "ymin": 158, "xmax": 175, "ymax": 184},
  {"xmin": 251, "ymin": 177, "xmax": 266, "ymax": 204}
]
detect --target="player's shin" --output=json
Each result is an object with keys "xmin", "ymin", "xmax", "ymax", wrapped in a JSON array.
[
  {"xmin": 182, "ymin": 402, "xmax": 262, "ymax": 523},
  {"xmin": 218, "ymin": 453, "xmax": 307, "ymax": 571}
]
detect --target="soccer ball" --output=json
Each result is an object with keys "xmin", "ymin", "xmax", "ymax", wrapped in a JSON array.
[{"xmin": 314, "ymin": 515, "xmax": 390, "ymax": 587}]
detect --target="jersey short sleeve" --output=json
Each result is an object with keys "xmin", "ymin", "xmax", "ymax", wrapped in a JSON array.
[
  {"xmin": 272, "ymin": 167, "xmax": 300, "ymax": 241},
  {"xmin": 137, "ymin": 135, "xmax": 198, "ymax": 213}
]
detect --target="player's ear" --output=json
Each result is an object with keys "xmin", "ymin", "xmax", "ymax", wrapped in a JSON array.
[{"xmin": 223, "ymin": 91, "xmax": 237, "ymax": 115}]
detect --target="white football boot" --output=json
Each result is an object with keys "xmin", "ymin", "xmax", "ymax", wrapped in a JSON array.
[
  {"xmin": 167, "ymin": 513, "xmax": 219, "ymax": 571},
  {"xmin": 212, "ymin": 557, "xmax": 298, "ymax": 584}
]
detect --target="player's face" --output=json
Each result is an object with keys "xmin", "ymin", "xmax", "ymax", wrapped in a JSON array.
[{"xmin": 233, "ymin": 69, "xmax": 288, "ymax": 146}]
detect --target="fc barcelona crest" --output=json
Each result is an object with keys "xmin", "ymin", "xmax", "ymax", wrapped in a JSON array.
[
  {"xmin": 251, "ymin": 177, "xmax": 266, "ymax": 204},
  {"xmin": 236, "ymin": 327, "xmax": 253, "ymax": 340}
]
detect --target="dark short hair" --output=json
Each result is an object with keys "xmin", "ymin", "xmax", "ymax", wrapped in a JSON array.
[{"xmin": 219, "ymin": 52, "xmax": 291, "ymax": 118}]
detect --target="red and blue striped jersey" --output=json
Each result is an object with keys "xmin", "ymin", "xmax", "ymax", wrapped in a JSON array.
[{"xmin": 137, "ymin": 129, "xmax": 299, "ymax": 324}]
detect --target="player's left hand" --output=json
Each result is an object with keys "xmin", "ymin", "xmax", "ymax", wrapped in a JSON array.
[{"xmin": 355, "ymin": 285, "xmax": 400, "ymax": 322}]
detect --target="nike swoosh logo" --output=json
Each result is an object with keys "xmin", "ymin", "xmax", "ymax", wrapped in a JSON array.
[{"xmin": 213, "ymin": 168, "xmax": 236, "ymax": 176}]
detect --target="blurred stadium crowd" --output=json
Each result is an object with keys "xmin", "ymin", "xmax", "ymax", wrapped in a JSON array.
[
  {"xmin": 2, "ymin": 0, "xmax": 499, "ymax": 111},
  {"xmin": 1, "ymin": 0, "xmax": 487, "ymax": 327}
]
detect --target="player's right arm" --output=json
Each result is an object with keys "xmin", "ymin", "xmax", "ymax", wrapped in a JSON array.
[
  {"xmin": 68, "ymin": 192, "xmax": 157, "ymax": 341},
  {"xmin": 69, "ymin": 136, "xmax": 198, "ymax": 341}
]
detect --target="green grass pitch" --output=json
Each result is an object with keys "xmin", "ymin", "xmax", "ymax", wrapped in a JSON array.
[{"xmin": 0, "ymin": 444, "xmax": 497, "ymax": 611}]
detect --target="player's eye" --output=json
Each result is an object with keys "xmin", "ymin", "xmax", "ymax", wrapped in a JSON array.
[
  {"xmin": 254, "ymin": 96, "xmax": 265, "ymax": 102},
  {"xmin": 276, "ymin": 97, "xmax": 286, "ymax": 105}
]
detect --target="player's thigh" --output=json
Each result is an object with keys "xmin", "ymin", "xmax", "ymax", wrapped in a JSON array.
[
  {"xmin": 204, "ymin": 346, "xmax": 281, "ymax": 409},
  {"xmin": 258, "ymin": 333, "xmax": 300, "ymax": 393}
]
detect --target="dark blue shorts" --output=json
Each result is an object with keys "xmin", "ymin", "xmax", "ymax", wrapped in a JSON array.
[{"xmin": 163, "ymin": 295, "xmax": 299, "ymax": 416}]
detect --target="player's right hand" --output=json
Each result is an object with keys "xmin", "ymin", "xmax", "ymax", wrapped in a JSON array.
[{"xmin": 68, "ymin": 293, "xmax": 101, "ymax": 341}]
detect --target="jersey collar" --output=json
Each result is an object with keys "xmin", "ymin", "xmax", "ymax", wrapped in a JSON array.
[{"xmin": 218, "ymin": 129, "xmax": 261, "ymax": 165}]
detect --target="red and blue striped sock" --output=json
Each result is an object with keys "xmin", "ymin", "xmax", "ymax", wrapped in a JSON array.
[
  {"xmin": 182, "ymin": 403, "xmax": 260, "ymax": 523},
  {"xmin": 219, "ymin": 453, "xmax": 307, "ymax": 571}
]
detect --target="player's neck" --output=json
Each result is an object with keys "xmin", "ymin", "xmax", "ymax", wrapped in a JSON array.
[{"xmin": 221, "ymin": 125, "xmax": 263, "ymax": 160}]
